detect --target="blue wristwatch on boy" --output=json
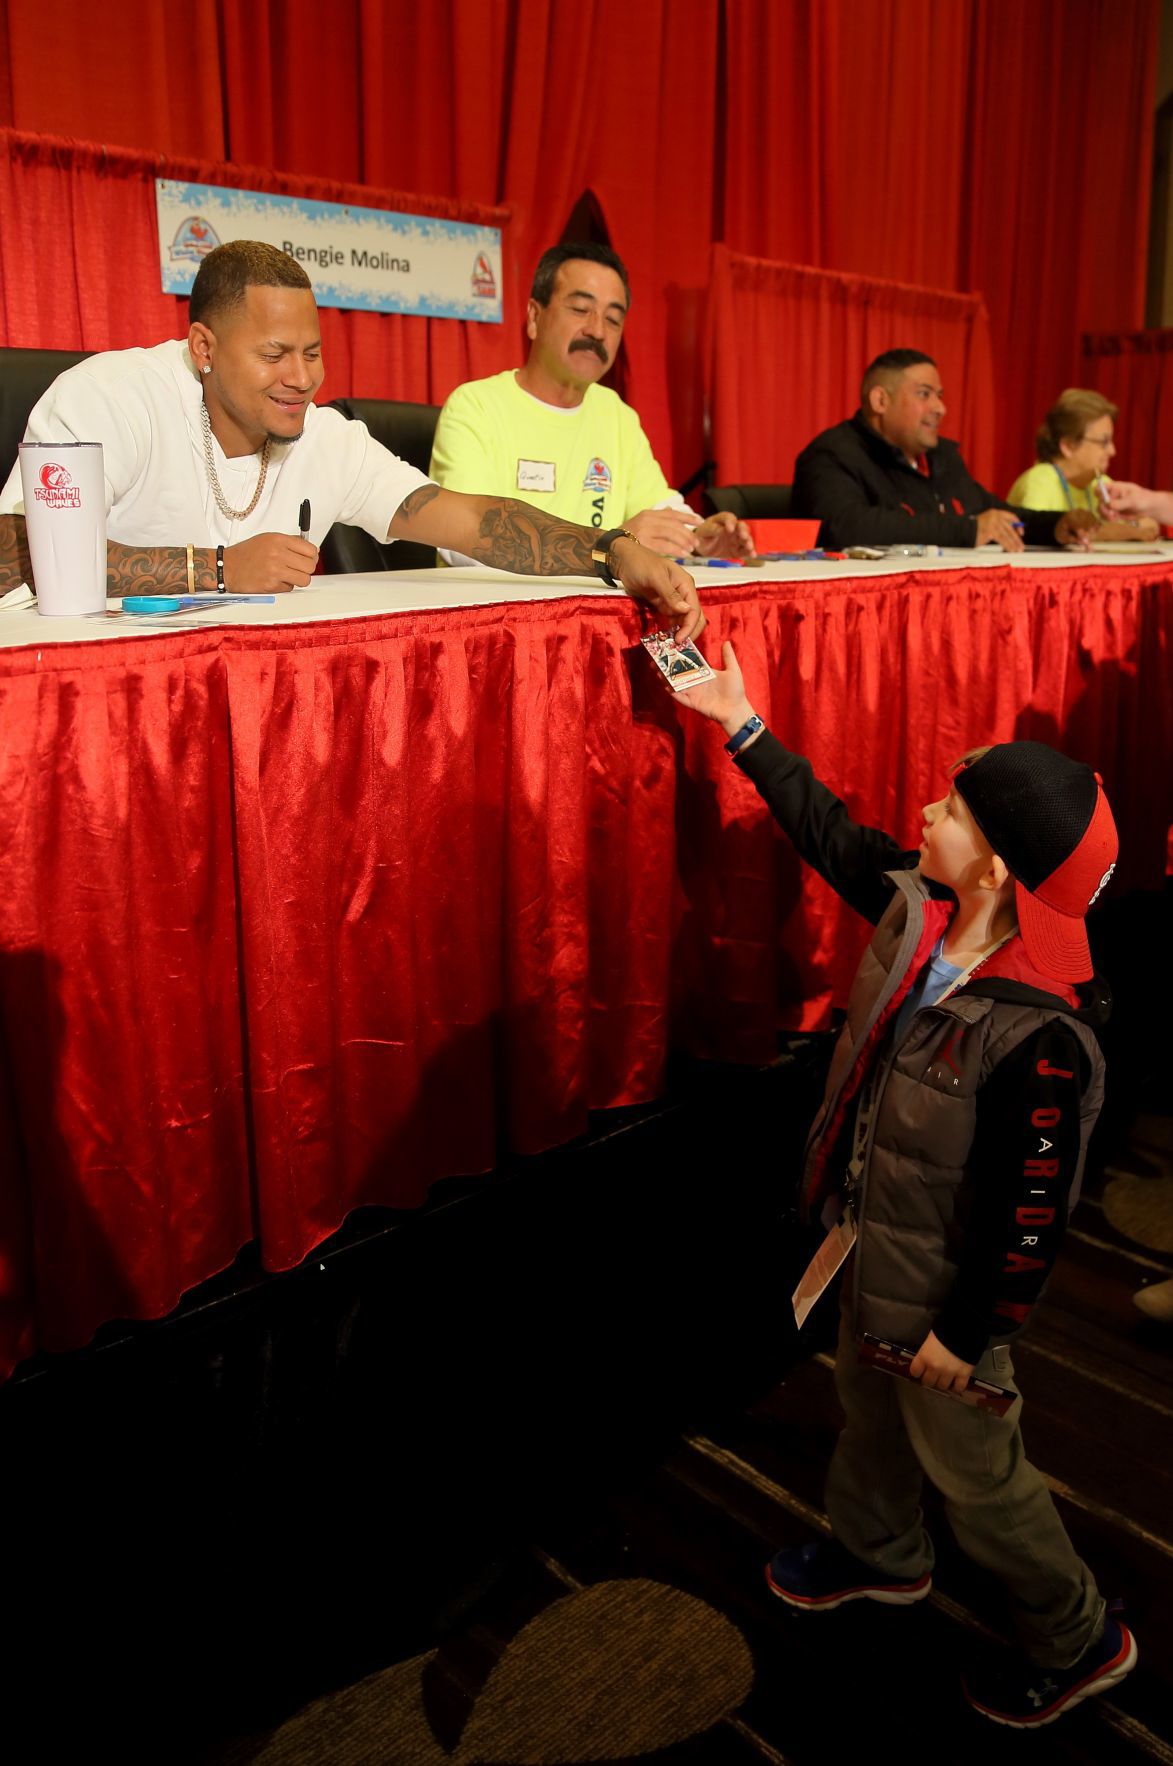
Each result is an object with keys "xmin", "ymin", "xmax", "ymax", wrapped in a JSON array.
[{"xmin": 725, "ymin": 714, "xmax": 765, "ymax": 756}]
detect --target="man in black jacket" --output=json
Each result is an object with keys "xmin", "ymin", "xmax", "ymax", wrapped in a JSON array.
[{"xmin": 792, "ymin": 348, "xmax": 1094, "ymax": 552}]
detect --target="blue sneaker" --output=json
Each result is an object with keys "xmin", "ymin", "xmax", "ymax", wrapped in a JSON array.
[
  {"xmin": 963, "ymin": 1617, "xmax": 1138, "ymax": 1727},
  {"xmin": 765, "ymin": 1537, "xmax": 932, "ymax": 1611}
]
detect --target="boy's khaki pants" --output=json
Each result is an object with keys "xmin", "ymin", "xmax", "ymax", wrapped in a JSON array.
[{"xmin": 825, "ymin": 1305, "xmax": 1105, "ymax": 1668}]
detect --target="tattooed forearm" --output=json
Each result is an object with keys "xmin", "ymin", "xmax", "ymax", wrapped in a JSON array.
[
  {"xmin": 470, "ymin": 500, "xmax": 596, "ymax": 576},
  {"xmin": 392, "ymin": 487, "xmax": 626, "ymax": 577},
  {"xmin": 0, "ymin": 515, "xmax": 33, "ymax": 590},
  {"xmin": 105, "ymin": 543, "xmax": 216, "ymax": 596},
  {"xmin": 0, "ymin": 517, "xmax": 216, "ymax": 596}
]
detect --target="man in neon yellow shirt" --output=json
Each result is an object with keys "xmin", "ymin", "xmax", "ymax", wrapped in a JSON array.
[{"xmin": 430, "ymin": 243, "xmax": 751, "ymax": 565}]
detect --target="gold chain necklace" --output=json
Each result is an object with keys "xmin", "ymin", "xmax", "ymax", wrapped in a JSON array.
[{"xmin": 200, "ymin": 399, "xmax": 272, "ymax": 521}]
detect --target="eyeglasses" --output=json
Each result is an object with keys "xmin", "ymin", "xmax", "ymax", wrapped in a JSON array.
[{"xmin": 1080, "ymin": 433, "xmax": 1114, "ymax": 448}]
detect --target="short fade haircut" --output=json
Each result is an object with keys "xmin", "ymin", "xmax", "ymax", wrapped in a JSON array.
[
  {"xmin": 861, "ymin": 347, "xmax": 937, "ymax": 404},
  {"xmin": 1035, "ymin": 388, "xmax": 1117, "ymax": 462},
  {"xmin": 530, "ymin": 241, "xmax": 631, "ymax": 309},
  {"xmin": 190, "ymin": 240, "xmax": 313, "ymax": 325}
]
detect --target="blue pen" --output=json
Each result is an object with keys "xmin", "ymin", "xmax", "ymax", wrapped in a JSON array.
[{"xmin": 674, "ymin": 556, "xmax": 741, "ymax": 568}]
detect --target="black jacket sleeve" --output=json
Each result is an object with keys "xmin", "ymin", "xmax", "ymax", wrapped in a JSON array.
[
  {"xmin": 937, "ymin": 464, "xmax": 1063, "ymax": 547},
  {"xmin": 932, "ymin": 1021, "xmax": 1087, "ymax": 1363},
  {"xmin": 735, "ymin": 730, "xmax": 914, "ymax": 924}
]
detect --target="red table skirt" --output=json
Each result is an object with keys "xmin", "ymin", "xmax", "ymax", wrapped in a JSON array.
[{"xmin": 1, "ymin": 564, "xmax": 1170, "ymax": 1377}]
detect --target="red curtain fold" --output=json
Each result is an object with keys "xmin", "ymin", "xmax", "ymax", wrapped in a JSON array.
[
  {"xmin": 0, "ymin": 128, "xmax": 516, "ymax": 401},
  {"xmin": 1, "ymin": 565, "xmax": 1170, "ymax": 1378},
  {"xmin": 1080, "ymin": 329, "xmax": 1173, "ymax": 498},
  {"xmin": 707, "ymin": 245, "xmax": 997, "ymax": 489}
]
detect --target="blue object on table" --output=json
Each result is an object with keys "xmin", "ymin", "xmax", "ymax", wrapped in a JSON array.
[
  {"xmin": 673, "ymin": 556, "xmax": 743, "ymax": 567},
  {"xmin": 759, "ymin": 550, "xmax": 828, "ymax": 560},
  {"xmin": 120, "ymin": 595, "xmax": 278, "ymax": 613}
]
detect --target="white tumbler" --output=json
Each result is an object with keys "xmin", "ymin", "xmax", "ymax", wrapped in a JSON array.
[{"xmin": 18, "ymin": 441, "xmax": 107, "ymax": 616}]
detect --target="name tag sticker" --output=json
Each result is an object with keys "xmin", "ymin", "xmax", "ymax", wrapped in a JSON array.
[{"xmin": 517, "ymin": 459, "xmax": 556, "ymax": 493}]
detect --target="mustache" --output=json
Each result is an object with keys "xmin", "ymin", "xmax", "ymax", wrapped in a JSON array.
[{"xmin": 570, "ymin": 337, "xmax": 608, "ymax": 363}]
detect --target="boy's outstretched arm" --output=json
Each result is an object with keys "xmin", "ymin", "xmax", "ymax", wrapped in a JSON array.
[
  {"xmin": 928, "ymin": 1022, "xmax": 1087, "ymax": 1368},
  {"xmin": 676, "ymin": 640, "xmax": 912, "ymax": 924}
]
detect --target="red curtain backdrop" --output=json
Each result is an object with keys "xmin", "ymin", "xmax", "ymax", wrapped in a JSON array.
[
  {"xmin": 707, "ymin": 246, "xmax": 997, "ymax": 490},
  {"xmin": 721, "ymin": 0, "xmax": 1158, "ymax": 498},
  {"xmin": 0, "ymin": 0, "xmax": 1157, "ymax": 493},
  {"xmin": 2, "ymin": 563, "xmax": 1171, "ymax": 1376},
  {"xmin": 1080, "ymin": 330, "xmax": 1173, "ymax": 496}
]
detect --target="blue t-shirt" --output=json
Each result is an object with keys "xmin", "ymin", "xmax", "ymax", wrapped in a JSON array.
[{"xmin": 893, "ymin": 936, "xmax": 963, "ymax": 1044}]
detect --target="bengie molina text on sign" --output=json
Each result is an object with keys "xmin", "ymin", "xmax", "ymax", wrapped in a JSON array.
[{"xmin": 282, "ymin": 242, "xmax": 411, "ymax": 274}]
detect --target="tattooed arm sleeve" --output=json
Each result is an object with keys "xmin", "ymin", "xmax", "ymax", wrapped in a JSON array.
[
  {"xmin": 0, "ymin": 515, "xmax": 218, "ymax": 595},
  {"xmin": 0, "ymin": 515, "xmax": 33, "ymax": 591},
  {"xmin": 389, "ymin": 485, "xmax": 703, "ymax": 637},
  {"xmin": 388, "ymin": 485, "xmax": 603, "ymax": 575}
]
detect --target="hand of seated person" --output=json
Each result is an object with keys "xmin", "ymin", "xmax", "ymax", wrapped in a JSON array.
[
  {"xmin": 625, "ymin": 505, "xmax": 705, "ymax": 558},
  {"xmin": 1053, "ymin": 509, "xmax": 1098, "ymax": 550},
  {"xmin": 225, "ymin": 533, "xmax": 318, "ymax": 593},
  {"xmin": 691, "ymin": 511, "xmax": 754, "ymax": 559},
  {"xmin": 1091, "ymin": 514, "xmax": 1161, "ymax": 542},
  {"xmin": 974, "ymin": 509, "xmax": 1026, "ymax": 552},
  {"xmin": 610, "ymin": 537, "xmax": 705, "ymax": 642},
  {"xmin": 908, "ymin": 1329, "xmax": 974, "ymax": 1393}
]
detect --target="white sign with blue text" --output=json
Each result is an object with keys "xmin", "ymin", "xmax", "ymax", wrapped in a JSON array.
[{"xmin": 155, "ymin": 180, "xmax": 503, "ymax": 323}]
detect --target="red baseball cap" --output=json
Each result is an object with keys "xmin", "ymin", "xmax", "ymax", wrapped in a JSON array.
[{"xmin": 953, "ymin": 742, "xmax": 1118, "ymax": 983}]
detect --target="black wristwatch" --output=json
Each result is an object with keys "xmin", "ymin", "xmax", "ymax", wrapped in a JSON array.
[{"xmin": 591, "ymin": 527, "xmax": 636, "ymax": 587}]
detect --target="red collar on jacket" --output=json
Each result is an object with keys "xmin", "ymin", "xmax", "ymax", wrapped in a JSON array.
[{"xmin": 972, "ymin": 936, "xmax": 1081, "ymax": 1007}]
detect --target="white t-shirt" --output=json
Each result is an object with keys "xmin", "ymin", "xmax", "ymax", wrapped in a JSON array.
[{"xmin": 0, "ymin": 339, "xmax": 431, "ymax": 549}]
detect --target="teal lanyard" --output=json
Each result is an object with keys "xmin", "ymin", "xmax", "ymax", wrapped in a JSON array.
[{"xmin": 1050, "ymin": 463, "xmax": 1074, "ymax": 509}]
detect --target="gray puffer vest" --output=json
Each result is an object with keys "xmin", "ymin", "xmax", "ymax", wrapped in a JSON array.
[{"xmin": 802, "ymin": 871, "xmax": 1105, "ymax": 1350}]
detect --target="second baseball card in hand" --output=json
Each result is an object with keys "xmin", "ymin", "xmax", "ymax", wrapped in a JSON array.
[{"xmin": 641, "ymin": 629, "xmax": 715, "ymax": 691}]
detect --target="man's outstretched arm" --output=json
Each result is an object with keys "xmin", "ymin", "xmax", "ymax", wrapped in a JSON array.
[
  {"xmin": 389, "ymin": 485, "xmax": 703, "ymax": 637},
  {"xmin": 0, "ymin": 515, "xmax": 318, "ymax": 595}
]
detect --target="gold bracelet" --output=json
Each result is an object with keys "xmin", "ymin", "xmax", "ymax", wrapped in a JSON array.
[{"xmin": 185, "ymin": 543, "xmax": 195, "ymax": 596}]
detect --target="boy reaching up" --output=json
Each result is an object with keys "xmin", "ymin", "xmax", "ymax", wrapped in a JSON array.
[{"xmin": 675, "ymin": 641, "xmax": 1135, "ymax": 1728}]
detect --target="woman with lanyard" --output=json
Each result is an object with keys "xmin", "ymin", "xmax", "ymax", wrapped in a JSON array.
[{"xmin": 1008, "ymin": 388, "xmax": 1161, "ymax": 540}]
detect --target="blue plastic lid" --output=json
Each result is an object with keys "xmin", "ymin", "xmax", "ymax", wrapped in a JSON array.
[{"xmin": 122, "ymin": 597, "xmax": 180, "ymax": 613}]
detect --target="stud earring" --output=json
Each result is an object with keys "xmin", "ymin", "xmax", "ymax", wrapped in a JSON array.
[{"xmin": 201, "ymin": 364, "xmax": 211, "ymax": 375}]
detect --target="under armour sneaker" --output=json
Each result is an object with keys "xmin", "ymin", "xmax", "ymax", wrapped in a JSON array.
[
  {"xmin": 963, "ymin": 1616, "xmax": 1138, "ymax": 1728},
  {"xmin": 765, "ymin": 1537, "xmax": 932, "ymax": 1610}
]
